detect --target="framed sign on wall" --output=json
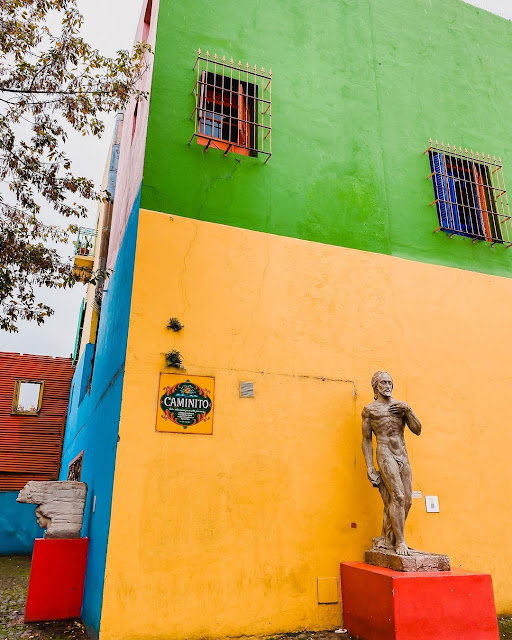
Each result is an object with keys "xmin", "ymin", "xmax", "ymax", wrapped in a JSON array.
[{"xmin": 156, "ymin": 374, "xmax": 215, "ymax": 435}]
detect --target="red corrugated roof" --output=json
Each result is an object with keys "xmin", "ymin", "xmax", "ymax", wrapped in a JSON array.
[{"xmin": 0, "ymin": 352, "xmax": 74, "ymax": 491}]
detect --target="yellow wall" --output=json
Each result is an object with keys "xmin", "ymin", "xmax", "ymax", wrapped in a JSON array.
[{"xmin": 101, "ymin": 209, "xmax": 512, "ymax": 639}]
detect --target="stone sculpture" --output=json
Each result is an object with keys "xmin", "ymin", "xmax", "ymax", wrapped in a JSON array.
[
  {"xmin": 17, "ymin": 481, "xmax": 87, "ymax": 539},
  {"xmin": 362, "ymin": 371, "xmax": 449, "ymax": 571}
]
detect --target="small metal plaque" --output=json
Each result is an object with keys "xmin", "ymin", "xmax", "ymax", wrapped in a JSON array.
[
  {"xmin": 412, "ymin": 490, "xmax": 422, "ymax": 499},
  {"xmin": 239, "ymin": 381, "xmax": 254, "ymax": 398}
]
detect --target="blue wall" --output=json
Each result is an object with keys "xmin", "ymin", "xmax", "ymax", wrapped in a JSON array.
[
  {"xmin": 59, "ymin": 195, "xmax": 140, "ymax": 638},
  {"xmin": 0, "ymin": 492, "xmax": 42, "ymax": 555}
]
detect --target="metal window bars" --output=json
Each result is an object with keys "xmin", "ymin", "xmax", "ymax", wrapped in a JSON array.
[
  {"xmin": 189, "ymin": 49, "xmax": 272, "ymax": 163},
  {"xmin": 74, "ymin": 227, "xmax": 97, "ymax": 257},
  {"xmin": 425, "ymin": 139, "xmax": 512, "ymax": 247},
  {"xmin": 67, "ymin": 452, "xmax": 83, "ymax": 481}
]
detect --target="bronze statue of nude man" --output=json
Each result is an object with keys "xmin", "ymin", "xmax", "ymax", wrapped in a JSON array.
[{"xmin": 362, "ymin": 371, "xmax": 422, "ymax": 556}]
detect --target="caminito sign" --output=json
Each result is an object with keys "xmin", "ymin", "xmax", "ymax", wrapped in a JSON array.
[{"xmin": 156, "ymin": 374, "xmax": 215, "ymax": 434}]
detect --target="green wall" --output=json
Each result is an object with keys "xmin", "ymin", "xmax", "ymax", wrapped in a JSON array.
[{"xmin": 142, "ymin": 0, "xmax": 512, "ymax": 277}]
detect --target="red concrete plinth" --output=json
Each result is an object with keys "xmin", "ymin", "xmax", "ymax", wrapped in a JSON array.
[
  {"xmin": 340, "ymin": 562, "xmax": 499, "ymax": 640},
  {"xmin": 25, "ymin": 538, "xmax": 89, "ymax": 622}
]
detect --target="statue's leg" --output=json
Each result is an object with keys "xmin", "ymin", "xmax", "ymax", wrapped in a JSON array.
[
  {"xmin": 401, "ymin": 462, "xmax": 413, "ymax": 523},
  {"xmin": 377, "ymin": 454, "xmax": 409, "ymax": 556},
  {"xmin": 377, "ymin": 481, "xmax": 395, "ymax": 548}
]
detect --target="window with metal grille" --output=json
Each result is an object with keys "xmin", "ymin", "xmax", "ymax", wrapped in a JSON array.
[
  {"xmin": 426, "ymin": 140, "xmax": 512, "ymax": 246},
  {"xmin": 190, "ymin": 50, "xmax": 272, "ymax": 163},
  {"xmin": 67, "ymin": 452, "xmax": 83, "ymax": 481}
]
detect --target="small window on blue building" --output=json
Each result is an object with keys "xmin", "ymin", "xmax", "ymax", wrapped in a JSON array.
[
  {"xmin": 427, "ymin": 140, "xmax": 512, "ymax": 246},
  {"xmin": 67, "ymin": 452, "xmax": 83, "ymax": 481}
]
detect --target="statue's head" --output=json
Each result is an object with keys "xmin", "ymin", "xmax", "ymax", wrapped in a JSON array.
[
  {"xmin": 371, "ymin": 371, "xmax": 393, "ymax": 400},
  {"xmin": 35, "ymin": 506, "xmax": 51, "ymax": 531}
]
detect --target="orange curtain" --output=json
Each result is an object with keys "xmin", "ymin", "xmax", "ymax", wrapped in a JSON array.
[
  {"xmin": 238, "ymin": 83, "xmax": 249, "ymax": 147},
  {"xmin": 473, "ymin": 166, "xmax": 492, "ymax": 241}
]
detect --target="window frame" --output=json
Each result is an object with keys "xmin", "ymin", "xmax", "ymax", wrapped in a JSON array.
[
  {"xmin": 427, "ymin": 141, "xmax": 512, "ymax": 247},
  {"xmin": 196, "ymin": 70, "xmax": 255, "ymax": 157},
  {"xmin": 190, "ymin": 51, "xmax": 272, "ymax": 163},
  {"xmin": 11, "ymin": 379, "xmax": 44, "ymax": 415},
  {"xmin": 67, "ymin": 451, "xmax": 84, "ymax": 481},
  {"xmin": 142, "ymin": 0, "xmax": 152, "ymax": 42}
]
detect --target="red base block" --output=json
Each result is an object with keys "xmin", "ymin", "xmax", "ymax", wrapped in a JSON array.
[
  {"xmin": 340, "ymin": 562, "xmax": 499, "ymax": 640},
  {"xmin": 25, "ymin": 538, "xmax": 89, "ymax": 622}
]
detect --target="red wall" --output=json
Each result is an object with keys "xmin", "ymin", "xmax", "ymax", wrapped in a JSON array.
[{"xmin": 0, "ymin": 352, "xmax": 74, "ymax": 491}]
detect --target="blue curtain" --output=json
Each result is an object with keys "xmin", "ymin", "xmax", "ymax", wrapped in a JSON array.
[{"xmin": 431, "ymin": 153, "xmax": 461, "ymax": 233}]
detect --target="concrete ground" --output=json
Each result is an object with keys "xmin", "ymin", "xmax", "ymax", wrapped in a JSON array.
[{"xmin": 0, "ymin": 555, "xmax": 511, "ymax": 639}]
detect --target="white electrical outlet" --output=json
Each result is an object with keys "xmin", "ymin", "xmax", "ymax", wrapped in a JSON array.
[{"xmin": 425, "ymin": 495, "xmax": 439, "ymax": 513}]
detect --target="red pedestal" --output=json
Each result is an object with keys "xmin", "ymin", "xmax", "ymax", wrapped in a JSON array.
[
  {"xmin": 340, "ymin": 562, "xmax": 499, "ymax": 640},
  {"xmin": 25, "ymin": 538, "xmax": 89, "ymax": 622}
]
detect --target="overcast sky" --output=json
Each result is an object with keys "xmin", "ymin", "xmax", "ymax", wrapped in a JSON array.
[
  {"xmin": 463, "ymin": 0, "xmax": 512, "ymax": 19},
  {"xmin": 0, "ymin": 0, "xmax": 142, "ymax": 358},
  {"xmin": 1, "ymin": 0, "xmax": 511, "ymax": 358}
]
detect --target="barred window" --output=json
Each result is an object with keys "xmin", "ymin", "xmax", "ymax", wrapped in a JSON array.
[
  {"xmin": 190, "ymin": 50, "xmax": 272, "ymax": 163},
  {"xmin": 426, "ymin": 140, "xmax": 511, "ymax": 246},
  {"xmin": 67, "ymin": 452, "xmax": 83, "ymax": 482}
]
